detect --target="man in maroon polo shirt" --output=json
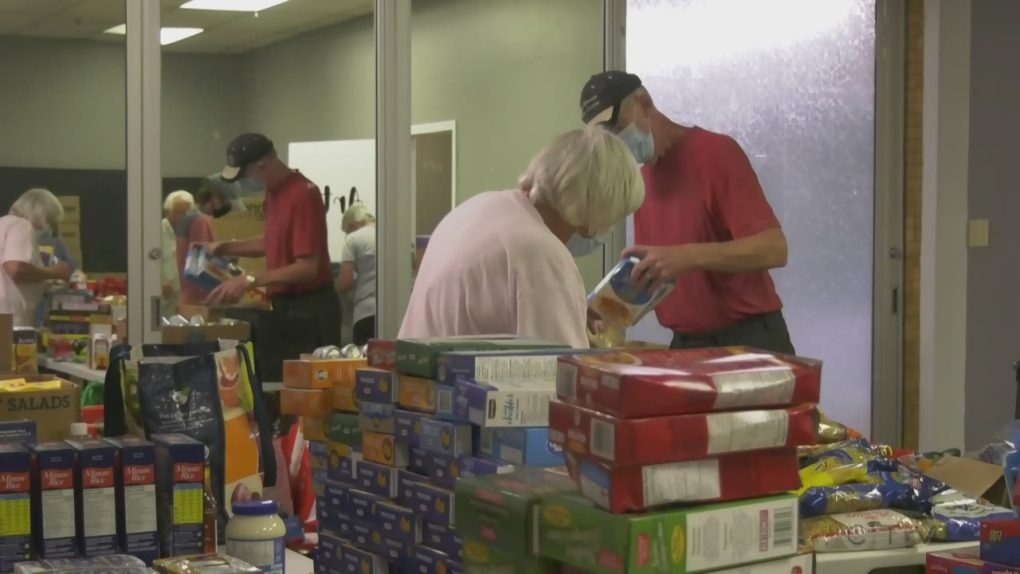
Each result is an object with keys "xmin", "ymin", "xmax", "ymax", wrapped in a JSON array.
[
  {"xmin": 580, "ymin": 72, "xmax": 795, "ymax": 354},
  {"xmin": 205, "ymin": 133, "xmax": 340, "ymax": 349}
]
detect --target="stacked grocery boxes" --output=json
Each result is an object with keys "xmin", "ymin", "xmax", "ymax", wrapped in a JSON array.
[
  {"xmin": 536, "ymin": 347, "xmax": 825, "ymax": 573},
  {"xmin": 278, "ymin": 350, "xmax": 366, "ymax": 544}
]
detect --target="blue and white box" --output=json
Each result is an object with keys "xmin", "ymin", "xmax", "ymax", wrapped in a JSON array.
[
  {"xmin": 453, "ymin": 379, "xmax": 557, "ymax": 428},
  {"xmin": 435, "ymin": 349, "xmax": 604, "ymax": 386},
  {"xmin": 419, "ymin": 419, "xmax": 473, "ymax": 457},
  {"xmin": 356, "ymin": 368, "xmax": 398, "ymax": 404},
  {"xmin": 478, "ymin": 427, "xmax": 564, "ymax": 467}
]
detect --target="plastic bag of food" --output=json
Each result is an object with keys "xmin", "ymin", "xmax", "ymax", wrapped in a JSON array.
[
  {"xmin": 801, "ymin": 438, "xmax": 883, "ymax": 467},
  {"xmin": 800, "ymin": 509, "xmax": 922, "ymax": 552},
  {"xmin": 799, "ymin": 482, "xmax": 920, "ymax": 518},
  {"xmin": 152, "ymin": 555, "xmax": 260, "ymax": 574},
  {"xmin": 917, "ymin": 490, "xmax": 1016, "ymax": 542},
  {"xmin": 817, "ymin": 410, "xmax": 865, "ymax": 444}
]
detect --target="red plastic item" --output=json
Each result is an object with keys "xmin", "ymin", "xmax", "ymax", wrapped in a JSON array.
[
  {"xmin": 563, "ymin": 448, "xmax": 802, "ymax": 513},
  {"xmin": 366, "ymin": 339, "xmax": 396, "ymax": 370},
  {"xmin": 555, "ymin": 347, "xmax": 822, "ymax": 418},
  {"xmin": 101, "ymin": 277, "xmax": 128, "ymax": 297},
  {"xmin": 549, "ymin": 401, "xmax": 818, "ymax": 466}
]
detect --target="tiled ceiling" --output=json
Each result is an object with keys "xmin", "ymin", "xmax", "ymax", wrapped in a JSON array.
[{"xmin": 0, "ymin": 0, "xmax": 374, "ymax": 53}]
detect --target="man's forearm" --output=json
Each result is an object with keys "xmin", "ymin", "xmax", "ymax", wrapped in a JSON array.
[
  {"xmin": 253, "ymin": 259, "xmax": 318, "ymax": 290},
  {"xmin": 689, "ymin": 229, "xmax": 788, "ymax": 274},
  {"xmin": 223, "ymin": 237, "xmax": 266, "ymax": 258},
  {"xmin": 5, "ymin": 262, "xmax": 60, "ymax": 284}
]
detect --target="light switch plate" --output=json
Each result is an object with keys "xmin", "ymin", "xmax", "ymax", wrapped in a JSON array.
[{"xmin": 969, "ymin": 219, "xmax": 990, "ymax": 247}]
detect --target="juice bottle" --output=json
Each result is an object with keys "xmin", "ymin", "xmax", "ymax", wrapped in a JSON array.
[{"xmin": 203, "ymin": 467, "xmax": 218, "ymax": 553}]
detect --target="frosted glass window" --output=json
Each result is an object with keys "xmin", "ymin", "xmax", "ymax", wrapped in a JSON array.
[{"xmin": 625, "ymin": 0, "xmax": 876, "ymax": 432}]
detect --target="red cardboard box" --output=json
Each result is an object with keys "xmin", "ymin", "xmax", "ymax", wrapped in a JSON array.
[
  {"xmin": 981, "ymin": 518, "xmax": 1020, "ymax": 567},
  {"xmin": 563, "ymin": 447, "xmax": 801, "ymax": 513},
  {"xmin": 549, "ymin": 401, "xmax": 817, "ymax": 466},
  {"xmin": 926, "ymin": 549, "xmax": 1020, "ymax": 574},
  {"xmin": 367, "ymin": 339, "xmax": 396, "ymax": 371},
  {"xmin": 554, "ymin": 347, "xmax": 821, "ymax": 418}
]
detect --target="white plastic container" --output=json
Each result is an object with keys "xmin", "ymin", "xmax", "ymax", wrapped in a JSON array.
[{"xmin": 224, "ymin": 500, "xmax": 286, "ymax": 574}]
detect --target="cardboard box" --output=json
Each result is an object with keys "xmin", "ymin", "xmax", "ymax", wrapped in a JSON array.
[
  {"xmin": 420, "ymin": 419, "xmax": 473, "ymax": 457},
  {"xmin": 454, "ymin": 378, "xmax": 556, "ymax": 428},
  {"xmin": 362, "ymin": 430, "xmax": 408, "ymax": 467},
  {"xmin": 454, "ymin": 468, "xmax": 576, "ymax": 555},
  {"xmin": 462, "ymin": 538, "xmax": 555, "ymax": 574},
  {"xmin": 555, "ymin": 347, "xmax": 822, "ymax": 418},
  {"xmin": 160, "ymin": 322, "xmax": 250, "ymax": 345},
  {"xmin": 29, "ymin": 441, "xmax": 78, "ymax": 558},
  {"xmin": 367, "ymin": 339, "xmax": 396, "ymax": 371},
  {"xmin": 0, "ymin": 376, "xmax": 80, "ymax": 441},
  {"xmin": 394, "ymin": 409, "xmax": 429, "ymax": 447},
  {"xmin": 981, "ymin": 518, "xmax": 1020, "ymax": 566},
  {"xmin": 284, "ymin": 358, "xmax": 362, "ymax": 390},
  {"xmin": 0, "ymin": 444, "xmax": 31, "ymax": 572},
  {"xmin": 398, "ymin": 376, "xmax": 436, "ymax": 413},
  {"xmin": 67, "ymin": 439, "xmax": 118, "ymax": 557},
  {"xmin": 395, "ymin": 337, "xmax": 568, "ymax": 379},
  {"xmin": 0, "ymin": 315, "xmax": 13, "ymax": 372},
  {"xmin": 279, "ymin": 388, "xmax": 331, "ymax": 418},
  {"xmin": 434, "ymin": 349, "xmax": 605, "ymax": 386},
  {"xmin": 210, "ymin": 197, "xmax": 266, "ymax": 276},
  {"xmin": 926, "ymin": 549, "xmax": 989, "ymax": 574},
  {"xmin": 356, "ymin": 368, "xmax": 398, "ymax": 403},
  {"xmin": 104, "ymin": 436, "xmax": 158, "ymax": 566},
  {"xmin": 925, "ymin": 455, "xmax": 1010, "ymax": 508},
  {"xmin": 478, "ymin": 427, "xmax": 562, "ymax": 467},
  {"xmin": 548, "ymin": 402, "xmax": 818, "ymax": 466},
  {"xmin": 423, "ymin": 522, "xmax": 462, "ymax": 563},
  {"xmin": 359, "ymin": 402, "xmax": 396, "ymax": 434},
  {"xmin": 540, "ymin": 493, "xmax": 799, "ymax": 574},
  {"xmin": 12, "ymin": 327, "xmax": 36, "ymax": 374},
  {"xmin": 57, "ymin": 196, "xmax": 81, "ymax": 223}
]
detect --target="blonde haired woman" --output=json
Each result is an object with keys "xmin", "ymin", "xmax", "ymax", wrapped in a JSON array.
[
  {"xmin": 399, "ymin": 126, "xmax": 645, "ymax": 348},
  {"xmin": 1, "ymin": 188, "xmax": 73, "ymax": 326},
  {"xmin": 336, "ymin": 204, "xmax": 376, "ymax": 345}
]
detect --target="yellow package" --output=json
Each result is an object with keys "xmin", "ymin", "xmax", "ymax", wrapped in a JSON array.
[
  {"xmin": 398, "ymin": 376, "xmax": 436, "ymax": 412},
  {"xmin": 362, "ymin": 430, "xmax": 408, "ymax": 467},
  {"xmin": 332, "ymin": 384, "xmax": 359, "ymax": 413},
  {"xmin": 797, "ymin": 461, "xmax": 870, "ymax": 494},
  {"xmin": 0, "ymin": 379, "xmax": 62, "ymax": 392}
]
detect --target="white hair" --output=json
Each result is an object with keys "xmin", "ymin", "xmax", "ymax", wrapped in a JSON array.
[
  {"xmin": 521, "ymin": 125, "xmax": 644, "ymax": 235},
  {"xmin": 10, "ymin": 188, "xmax": 63, "ymax": 232},
  {"xmin": 164, "ymin": 190, "xmax": 195, "ymax": 212},
  {"xmin": 342, "ymin": 203, "xmax": 375, "ymax": 234}
]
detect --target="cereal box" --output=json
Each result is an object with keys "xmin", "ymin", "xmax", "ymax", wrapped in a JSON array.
[
  {"xmin": 589, "ymin": 257, "xmax": 675, "ymax": 328},
  {"xmin": 424, "ymin": 452, "xmax": 460, "ymax": 490},
  {"xmin": 397, "ymin": 469, "xmax": 426, "ymax": 507},
  {"xmin": 356, "ymin": 368, "xmax": 398, "ymax": 404},
  {"xmin": 454, "ymin": 469, "xmax": 575, "ymax": 555},
  {"xmin": 332, "ymin": 384, "xmax": 359, "ymax": 413},
  {"xmin": 348, "ymin": 488, "xmax": 384, "ymax": 521},
  {"xmin": 409, "ymin": 447, "xmax": 428, "ymax": 475},
  {"xmin": 410, "ymin": 545, "xmax": 449, "ymax": 574},
  {"xmin": 555, "ymin": 347, "xmax": 822, "ymax": 418},
  {"xmin": 0, "ymin": 445, "xmax": 31, "ymax": 572},
  {"xmin": 317, "ymin": 532, "xmax": 346, "ymax": 571},
  {"xmin": 435, "ymin": 349, "xmax": 606, "ymax": 386},
  {"xmin": 396, "ymin": 337, "xmax": 568, "ymax": 379},
  {"xmin": 454, "ymin": 379, "xmax": 556, "ymax": 428},
  {"xmin": 283, "ymin": 359, "xmax": 342, "ymax": 390},
  {"xmin": 548, "ymin": 402, "xmax": 818, "ymax": 466},
  {"xmin": 363, "ymin": 430, "xmax": 408, "ymax": 467},
  {"xmin": 563, "ymin": 448, "xmax": 801, "ymax": 513},
  {"xmin": 104, "ymin": 436, "xmax": 158, "ymax": 565},
  {"xmin": 539, "ymin": 492, "xmax": 799, "ymax": 574},
  {"xmin": 420, "ymin": 419, "xmax": 473, "ymax": 457},
  {"xmin": 308, "ymin": 441, "xmax": 327, "ymax": 471},
  {"xmin": 478, "ymin": 427, "xmax": 563, "ymax": 467},
  {"xmin": 29, "ymin": 441, "xmax": 78, "ymax": 558},
  {"xmin": 367, "ymin": 339, "xmax": 397, "ymax": 371},
  {"xmin": 0, "ymin": 421, "xmax": 36, "ymax": 446}
]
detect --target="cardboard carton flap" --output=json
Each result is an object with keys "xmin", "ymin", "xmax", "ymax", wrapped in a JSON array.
[{"xmin": 924, "ymin": 455, "xmax": 1007, "ymax": 503}]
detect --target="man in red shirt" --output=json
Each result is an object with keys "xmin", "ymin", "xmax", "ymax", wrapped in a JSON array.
[
  {"xmin": 206, "ymin": 133, "xmax": 340, "ymax": 348},
  {"xmin": 580, "ymin": 72, "xmax": 795, "ymax": 354}
]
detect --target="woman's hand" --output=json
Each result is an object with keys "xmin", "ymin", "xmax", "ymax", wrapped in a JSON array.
[
  {"xmin": 586, "ymin": 305, "xmax": 605, "ymax": 334},
  {"xmin": 50, "ymin": 262, "xmax": 73, "ymax": 282}
]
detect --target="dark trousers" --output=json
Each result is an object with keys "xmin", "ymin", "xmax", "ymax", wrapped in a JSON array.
[
  {"xmin": 271, "ymin": 285, "xmax": 342, "ymax": 357},
  {"xmin": 670, "ymin": 310, "xmax": 796, "ymax": 355},
  {"xmin": 353, "ymin": 316, "xmax": 376, "ymax": 346}
]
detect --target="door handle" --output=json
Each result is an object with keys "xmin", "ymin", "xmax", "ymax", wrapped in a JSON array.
[{"xmin": 151, "ymin": 296, "xmax": 162, "ymax": 332}]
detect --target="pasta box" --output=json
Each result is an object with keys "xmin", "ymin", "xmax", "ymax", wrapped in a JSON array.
[
  {"xmin": 588, "ymin": 257, "xmax": 675, "ymax": 327},
  {"xmin": 554, "ymin": 347, "xmax": 822, "ymax": 418},
  {"xmin": 548, "ymin": 401, "xmax": 818, "ymax": 466},
  {"xmin": 539, "ymin": 493, "xmax": 799, "ymax": 574},
  {"xmin": 435, "ymin": 349, "xmax": 606, "ymax": 386},
  {"xmin": 395, "ymin": 337, "xmax": 568, "ymax": 379},
  {"xmin": 453, "ymin": 378, "xmax": 557, "ymax": 428}
]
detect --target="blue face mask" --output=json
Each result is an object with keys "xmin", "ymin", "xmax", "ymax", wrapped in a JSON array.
[
  {"xmin": 618, "ymin": 122, "xmax": 655, "ymax": 164},
  {"xmin": 566, "ymin": 232, "xmax": 606, "ymax": 257}
]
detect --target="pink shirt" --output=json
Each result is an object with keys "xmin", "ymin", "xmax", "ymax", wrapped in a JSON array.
[
  {"xmin": 174, "ymin": 211, "xmax": 217, "ymax": 304},
  {"xmin": 0, "ymin": 215, "xmax": 44, "ymax": 326},
  {"xmin": 399, "ymin": 190, "xmax": 589, "ymax": 348}
]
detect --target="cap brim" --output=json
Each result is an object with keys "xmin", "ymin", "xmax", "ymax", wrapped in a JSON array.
[
  {"xmin": 221, "ymin": 165, "xmax": 241, "ymax": 183},
  {"xmin": 586, "ymin": 107, "xmax": 616, "ymax": 126}
]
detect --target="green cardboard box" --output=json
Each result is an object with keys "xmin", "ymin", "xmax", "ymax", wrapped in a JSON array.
[
  {"xmin": 395, "ymin": 337, "xmax": 568, "ymax": 378},
  {"xmin": 462, "ymin": 538, "xmax": 560, "ymax": 574},
  {"xmin": 539, "ymin": 493, "xmax": 799, "ymax": 574},
  {"xmin": 455, "ymin": 468, "xmax": 576, "ymax": 556},
  {"xmin": 325, "ymin": 412, "xmax": 362, "ymax": 445}
]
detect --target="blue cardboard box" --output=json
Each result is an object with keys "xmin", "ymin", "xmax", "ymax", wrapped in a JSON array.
[
  {"xmin": 394, "ymin": 410, "xmax": 427, "ymax": 447},
  {"xmin": 453, "ymin": 379, "xmax": 557, "ymax": 428},
  {"xmin": 0, "ymin": 421, "xmax": 36, "ymax": 445},
  {"xmin": 348, "ymin": 488, "xmax": 384, "ymax": 521},
  {"xmin": 425, "ymin": 452, "xmax": 459, "ymax": 490},
  {"xmin": 423, "ymin": 523, "xmax": 462, "ymax": 563},
  {"xmin": 373, "ymin": 500, "xmax": 420, "ymax": 545},
  {"xmin": 360, "ymin": 402, "xmax": 397, "ymax": 435},
  {"xmin": 419, "ymin": 419, "xmax": 473, "ymax": 457},
  {"xmin": 409, "ymin": 448, "xmax": 428, "ymax": 475},
  {"xmin": 104, "ymin": 436, "xmax": 159, "ymax": 564},
  {"xmin": 29, "ymin": 441, "xmax": 79, "ymax": 558},
  {"xmin": 150, "ymin": 434, "xmax": 205, "ymax": 559},
  {"xmin": 341, "ymin": 542, "xmax": 389, "ymax": 574},
  {"xmin": 356, "ymin": 368, "xmax": 399, "ymax": 404},
  {"xmin": 328, "ymin": 446, "xmax": 362, "ymax": 483},
  {"xmin": 435, "ymin": 349, "xmax": 602, "ymax": 386},
  {"xmin": 478, "ymin": 427, "xmax": 564, "ymax": 467},
  {"xmin": 355, "ymin": 460, "xmax": 399, "ymax": 499},
  {"xmin": 308, "ymin": 441, "xmax": 328, "ymax": 470},
  {"xmin": 316, "ymin": 495, "xmax": 343, "ymax": 537},
  {"xmin": 317, "ymin": 532, "xmax": 346, "ymax": 571},
  {"xmin": 0, "ymin": 444, "xmax": 31, "ymax": 571},
  {"xmin": 67, "ymin": 439, "xmax": 119, "ymax": 557},
  {"xmin": 404, "ymin": 480, "xmax": 455, "ymax": 528},
  {"xmin": 458, "ymin": 456, "xmax": 514, "ymax": 478},
  {"xmin": 412, "ymin": 544, "xmax": 450, "ymax": 574},
  {"xmin": 397, "ymin": 469, "xmax": 426, "ymax": 508},
  {"xmin": 434, "ymin": 384, "xmax": 459, "ymax": 422}
]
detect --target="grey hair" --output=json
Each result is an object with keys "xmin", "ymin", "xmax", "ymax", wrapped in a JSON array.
[
  {"xmin": 342, "ymin": 203, "xmax": 375, "ymax": 233},
  {"xmin": 164, "ymin": 190, "xmax": 195, "ymax": 212},
  {"xmin": 10, "ymin": 188, "xmax": 63, "ymax": 232},
  {"xmin": 520, "ymin": 125, "xmax": 645, "ymax": 235}
]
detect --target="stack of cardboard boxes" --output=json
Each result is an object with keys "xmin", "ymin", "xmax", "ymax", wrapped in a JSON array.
[{"xmin": 57, "ymin": 196, "xmax": 82, "ymax": 268}]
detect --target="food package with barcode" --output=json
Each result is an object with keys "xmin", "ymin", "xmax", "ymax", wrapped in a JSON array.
[
  {"xmin": 452, "ymin": 377, "xmax": 558, "ymax": 428},
  {"xmin": 800, "ymin": 509, "xmax": 922, "ymax": 552},
  {"xmin": 182, "ymin": 244, "xmax": 242, "ymax": 291},
  {"xmin": 454, "ymin": 468, "xmax": 576, "ymax": 556},
  {"xmin": 555, "ymin": 347, "xmax": 821, "ymax": 418},
  {"xmin": 589, "ymin": 256, "xmax": 675, "ymax": 328},
  {"xmin": 540, "ymin": 492, "xmax": 799, "ymax": 574},
  {"xmin": 548, "ymin": 401, "xmax": 817, "ymax": 466},
  {"xmin": 396, "ymin": 336, "xmax": 570, "ymax": 379},
  {"xmin": 562, "ymin": 448, "xmax": 801, "ymax": 513},
  {"xmin": 434, "ymin": 348, "xmax": 608, "ymax": 386}
]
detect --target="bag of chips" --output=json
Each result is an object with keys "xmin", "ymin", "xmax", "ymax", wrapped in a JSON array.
[
  {"xmin": 816, "ymin": 410, "xmax": 865, "ymax": 444},
  {"xmin": 800, "ymin": 509, "xmax": 922, "ymax": 552}
]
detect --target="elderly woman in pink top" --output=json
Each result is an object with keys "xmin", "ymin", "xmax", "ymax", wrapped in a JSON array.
[
  {"xmin": 0, "ymin": 188, "xmax": 73, "ymax": 326},
  {"xmin": 399, "ymin": 125, "xmax": 644, "ymax": 348}
]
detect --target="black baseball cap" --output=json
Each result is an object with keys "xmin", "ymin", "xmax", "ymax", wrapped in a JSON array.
[
  {"xmin": 221, "ymin": 133, "xmax": 275, "ymax": 182},
  {"xmin": 580, "ymin": 71, "xmax": 643, "ymax": 126}
]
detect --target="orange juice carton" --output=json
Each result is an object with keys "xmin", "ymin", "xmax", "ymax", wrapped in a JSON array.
[
  {"xmin": 104, "ymin": 436, "xmax": 158, "ymax": 565},
  {"xmin": 363, "ymin": 431, "xmax": 408, "ymax": 468},
  {"xmin": 359, "ymin": 402, "xmax": 396, "ymax": 434},
  {"xmin": 0, "ymin": 444, "xmax": 31, "ymax": 571},
  {"xmin": 589, "ymin": 257, "xmax": 675, "ymax": 328},
  {"xmin": 11, "ymin": 328, "xmax": 37, "ymax": 374},
  {"xmin": 280, "ymin": 388, "xmax": 331, "ymax": 418},
  {"xmin": 29, "ymin": 441, "xmax": 78, "ymax": 558},
  {"xmin": 398, "ymin": 376, "xmax": 436, "ymax": 413},
  {"xmin": 151, "ymin": 434, "xmax": 205, "ymax": 558},
  {"xmin": 356, "ymin": 368, "xmax": 398, "ymax": 404},
  {"xmin": 66, "ymin": 438, "xmax": 117, "ymax": 557}
]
